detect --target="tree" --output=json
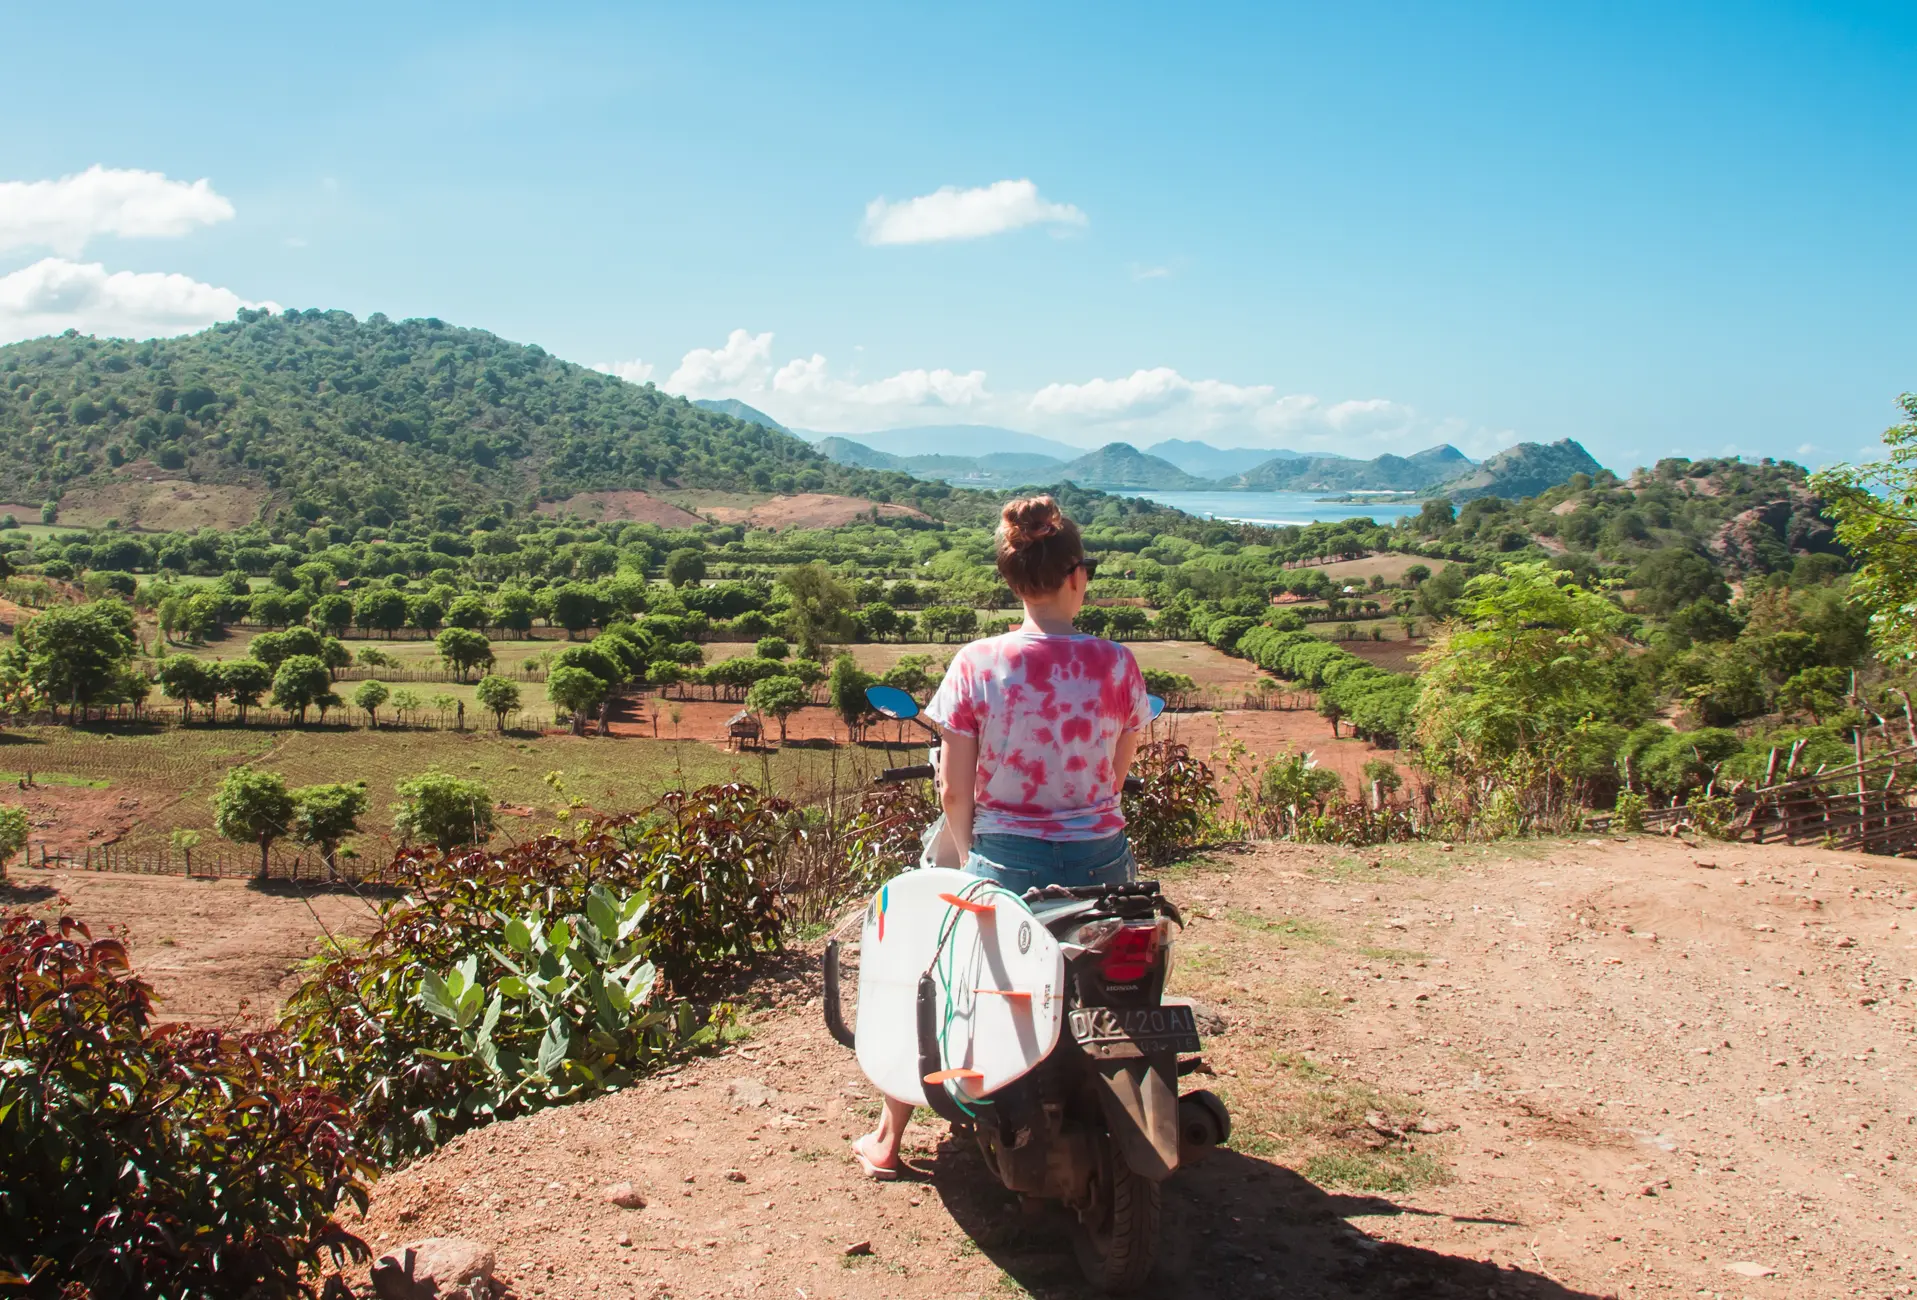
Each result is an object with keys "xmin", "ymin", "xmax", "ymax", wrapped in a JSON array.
[
  {"xmin": 14, "ymin": 602, "xmax": 136, "ymax": 722},
  {"xmin": 1630, "ymin": 548, "xmax": 1730, "ymax": 614},
  {"xmin": 213, "ymin": 765, "xmax": 294, "ymax": 879},
  {"xmin": 270, "ymin": 655, "xmax": 333, "ymax": 724},
  {"xmin": 1414, "ymin": 562, "xmax": 1647, "ymax": 815},
  {"xmin": 778, "ymin": 563, "xmax": 855, "ymax": 658},
  {"xmin": 1777, "ymin": 666, "xmax": 1848, "ymax": 724},
  {"xmin": 547, "ymin": 665, "xmax": 609, "ymax": 735},
  {"xmin": 291, "ymin": 781, "xmax": 369, "ymax": 877},
  {"xmin": 248, "ymin": 631, "xmax": 291, "ymax": 671},
  {"xmin": 156, "ymin": 654, "xmax": 214, "ymax": 723},
  {"xmin": 445, "ymin": 593, "xmax": 491, "ymax": 629},
  {"xmin": 829, "ymin": 653, "xmax": 877, "ymax": 740},
  {"xmin": 754, "ymin": 636, "xmax": 790, "ymax": 660},
  {"xmin": 746, "ymin": 674, "xmax": 808, "ymax": 743},
  {"xmin": 435, "ymin": 627, "xmax": 494, "ymax": 680},
  {"xmin": 665, "ymin": 547, "xmax": 707, "ymax": 587},
  {"xmin": 920, "ymin": 605, "xmax": 978, "ymax": 643},
  {"xmin": 310, "ymin": 593, "xmax": 354, "ymax": 635},
  {"xmin": 549, "ymin": 583, "xmax": 600, "ymax": 639},
  {"xmin": 216, "ymin": 659, "xmax": 272, "ymax": 722},
  {"xmin": 407, "ymin": 594, "xmax": 445, "ymax": 634},
  {"xmin": 393, "ymin": 769, "xmax": 494, "ymax": 850},
  {"xmin": 1812, "ymin": 393, "xmax": 1917, "ymax": 659},
  {"xmin": 353, "ymin": 679, "xmax": 391, "ymax": 727},
  {"xmin": 492, "ymin": 585, "xmax": 536, "ymax": 633},
  {"xmin": 856, "ymin": 602, "xmax": 900, "ymax": 642},
  {"xmin": 355, "ymin": 587, "xmax": 408, "ymax": 638},
  {"xmin": 320, "ymin": 636, "xmax": 352, "ymax": 678},
  {"xmin": 475, "ymin": 674, "xmax": 521, "ymax": 729},
  {"xmin": 0, "ymin": 803, "xmax": 26, "ymax": 875}
]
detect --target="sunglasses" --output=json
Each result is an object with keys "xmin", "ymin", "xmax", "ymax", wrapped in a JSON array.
[{"xmin": 1073, "ymin": 558, "xmax": 1099, "ymax": 580}]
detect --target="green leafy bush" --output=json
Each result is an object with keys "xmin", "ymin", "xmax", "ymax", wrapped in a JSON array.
[
  {"xmin": 1, "ymin": 913, "xmax": 371, "ymax": 1297},
  {"xmin": 1122, "ymin": 741, "xmax": 1222, "ymax": 867},
  {"xmin": 283, "ymin": 783, "xmax": 787, "ymax": 1162}
]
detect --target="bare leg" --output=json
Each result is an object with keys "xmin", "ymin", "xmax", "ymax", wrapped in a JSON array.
[{"xmin": 855, "ymin": 1096, "xmax": 915, "ymax": 1174}]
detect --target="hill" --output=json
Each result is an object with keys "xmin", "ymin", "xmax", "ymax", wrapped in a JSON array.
[
  {"xmin": 1145, "ymin": 439, "xmax": 1315, "ymax": 477},
  {"xmin": 1055, "ymin": 442, "xmax": 1208, "ymax": 490},
  {"xmin": 692, "ymin": 398, "xmax": 787, "ymax": 432},
  {"xmin": 1432, "ymin": 438, "xmax": 1603, "ymax": 502},
  {"xmin": 1225, "ymin": 444, "xmax": 1473, "ymax": 492},
  {"xmin": 0, "ymin": 311, "xmax": 970, "ymax": 528}
]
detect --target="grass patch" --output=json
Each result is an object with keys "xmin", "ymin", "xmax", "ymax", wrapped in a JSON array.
[
  {"xmin": 1227, "ymin": 909, "xmax": 1336, "ymax": 945},
  {"xmin": 0, "ymin": 770, "xmax": 111, "ymax": 789},
  {"xmin": 1309, "ymin": 851, "xmax": 1446, "ymax": 882},
  {"xmin": 1304, "ymin": 1149, "xmax": 1448, "ymax": 1194},
  {"xmin": 1356, "ymin": 945, "xmax": 1427, "ymax": 963}
]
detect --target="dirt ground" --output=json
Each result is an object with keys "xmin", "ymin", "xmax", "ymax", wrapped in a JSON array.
[
  {"xmin": 700, "ymin": 493, "xmax": 934, "ymax": 530},
  {"xmin": 333, "ymin": 834, "xmax": 1917, "ymax": 1299},
  {"xmin": 1, "ymin": 866, "xmax": 379, "ymax": 1024},
  {"xmin": 540, "ymin": 491, "xmax": 706, "ymax": 527}
]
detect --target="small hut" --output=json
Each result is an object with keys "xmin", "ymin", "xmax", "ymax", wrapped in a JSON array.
[{"xmin": 725, "ymin": 709, "xmax": 763, "ymax": 751}]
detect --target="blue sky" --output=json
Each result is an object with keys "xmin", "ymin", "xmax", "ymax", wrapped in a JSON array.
[{"xmin": 1, "ymin": 2, "xmax": 1911, "ymax": 470}]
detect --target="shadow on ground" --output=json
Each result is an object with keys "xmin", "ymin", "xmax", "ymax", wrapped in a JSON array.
[
  {"xmin": 932, "ymin": 1143, "xmax": 1596, "ymax": 1299},
  {"xmin": 0, "ymin": 880, "xmax": 59, "ymax": 904}
]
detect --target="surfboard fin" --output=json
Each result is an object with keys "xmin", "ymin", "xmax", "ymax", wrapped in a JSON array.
[
  {"xmin": 924, "ymin": 1068, "xmax": 985, "ymax": 1086},
  {"xmin": 974, "ymin": 988, "xmax": 1032, "ymax": 999},
  {"xmin": 938, "ymin": 893, "xmax": 995, "ymax": 915}
]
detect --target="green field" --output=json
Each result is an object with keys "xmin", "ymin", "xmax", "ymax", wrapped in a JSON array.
[{"xmin": 0, "ymin": 724, "xmax": 889, "ymax": 862}]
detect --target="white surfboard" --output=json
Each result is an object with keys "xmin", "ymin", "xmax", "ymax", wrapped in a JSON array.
[{"xmin": 854, "ymin": 867, "xmax": 1064, "ymax": 1107}]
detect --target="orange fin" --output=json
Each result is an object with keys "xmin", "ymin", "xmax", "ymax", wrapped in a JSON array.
[
  {"xmin": 974, "ymin": 988, "xmax": 1032, "ymax": 999},
  {"xmin": 923, "ymin": 1068, "xmax": 985, "ymax": 1086},
  {"xmin": 939, "ymin": 893, "xmax": 996, "ymax": 915}
]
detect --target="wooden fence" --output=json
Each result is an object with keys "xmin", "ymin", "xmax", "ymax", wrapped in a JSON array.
[{"xmin": 21, "ymin": 837, "xmax": 399, "ymax": 883}]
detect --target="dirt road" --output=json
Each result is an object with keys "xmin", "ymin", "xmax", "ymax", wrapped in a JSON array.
[
  {"xmin": 342, "ymin": 835, "xmax": 1916, "ymax": 1298},
  {"xmin": 2, "ymin": 866, "xmax": 379, "ymax": 1023}
]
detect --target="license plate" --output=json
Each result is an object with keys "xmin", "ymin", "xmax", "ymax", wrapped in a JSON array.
[{"xmin": 1068, "ymin": 1004, "xmax": 1201, "ymax": 1059}]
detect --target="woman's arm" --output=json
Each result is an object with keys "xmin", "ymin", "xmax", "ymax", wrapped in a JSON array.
[
  {"xmin": 935, "ymin": 727, "xmax": 979, "ymax": 867},
  {"xmin": 1113, "ymin": 728, "xmax": 1142, "ymax": 794}
]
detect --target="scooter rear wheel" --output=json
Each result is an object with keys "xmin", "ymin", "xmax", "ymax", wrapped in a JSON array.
[{"xmin": 1071, "ymin": 1133, "xmax": 1161, "ymax": 1293}]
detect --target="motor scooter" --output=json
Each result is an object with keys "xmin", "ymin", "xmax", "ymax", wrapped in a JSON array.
[{"xmin": 821, "ymin": 686, "xmax": 1231, "ymax": 1293}]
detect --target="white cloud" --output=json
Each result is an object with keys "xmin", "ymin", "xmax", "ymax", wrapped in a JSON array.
[
  {"xmin": 860, "ymin": 179, "xmax": 1086, "ymax": 246},
  {"xmin": 1031, "ymin": 368, "xmax": 1275, "ymax": 420},
  {"xmin": 620, "ymin": 328, "xmax": 990, "ymax": 432},
  {"xmin": 666, "ymin": 328, "xmax": 775, "ymax": 397},
  {"xmin": 0, "ymin": 257, "xmax": 277, "ymax": 346},
  {"xmin": 1130, "ymin": 264, "xmax": 1172, "ymax": 280},
  {"xmin": 594, "ymin": 357, "xmax": 655, "ymax": 385},
  {"xmin": 0, "ymin": 165, "xmax": 235, "ymax": 257}
]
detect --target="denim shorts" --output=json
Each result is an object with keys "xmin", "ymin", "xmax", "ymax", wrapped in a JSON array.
[{"xmin": 964, "ymin": 831, "xmax": 1136, "ymax": 894}]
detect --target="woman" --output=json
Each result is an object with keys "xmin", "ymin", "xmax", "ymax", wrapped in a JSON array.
[{"xmin": 853, "ymin": 494, "xmax": 1153, "ymax": 1179}]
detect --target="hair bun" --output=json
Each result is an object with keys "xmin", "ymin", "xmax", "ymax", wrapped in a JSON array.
[{"xmin": 1002, "ymin": 495, "xmax": 1063, "ymax": 547}]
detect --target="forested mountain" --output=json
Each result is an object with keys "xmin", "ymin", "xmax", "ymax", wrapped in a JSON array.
[
  {"xmin": 1054, "ymin": 443, "xmax": 1208, "ymax": 490},
  {"xmin": 692, "ymin": 398, "xmax": 787, "ymax": 431},
  {"xmin": 0, "ymin": 311, "xmax": 983, "ymax": 528},
  {"xmin": 807, "ymin": 424, "xmax": 1083, "ymax": 460},
  {"xmin": 1431, "ymin": 438, "xmax": 1604, "ymax": 501},
  {"xmin": 1225, "ymin": 444, "xmax": 1474, "ymax": 492}
]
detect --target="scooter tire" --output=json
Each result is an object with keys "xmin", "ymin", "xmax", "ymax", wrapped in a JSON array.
[{"xmin": 1072, "ymin": 1139, "xmax": 1161, "ymax": 1293}]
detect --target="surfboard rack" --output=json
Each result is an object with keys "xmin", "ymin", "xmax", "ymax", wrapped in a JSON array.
[
  {"xmin": 916, "ymin": 973, "xmax": 977, "ymax": 1126},
  {"xmin": 822, "ymin": 940, "xmax": 855, "ymax": 1050}
]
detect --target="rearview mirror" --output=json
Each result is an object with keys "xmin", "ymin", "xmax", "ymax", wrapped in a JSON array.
[{"xmin": 865, "ymin": 684, "xmax": 920, "ymax": 720}]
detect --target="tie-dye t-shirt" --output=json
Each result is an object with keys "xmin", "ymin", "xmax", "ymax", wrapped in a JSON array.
[{"xmin": 923, "ymin": 629, "xmax": 1153, "ymax": 840}]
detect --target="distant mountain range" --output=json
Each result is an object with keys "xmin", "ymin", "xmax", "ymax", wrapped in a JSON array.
[
  {"xmin": 690, "ymin": 400, "xmax": 1603, "ymax": 503},
  {"xmin": 812, "ymin": 430, "xmax": 1601, "ymax": 502}
]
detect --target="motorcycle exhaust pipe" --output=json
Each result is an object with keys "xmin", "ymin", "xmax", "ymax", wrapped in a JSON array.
[{"xmin": 1177, "ymin": 1089, "xmax": 1232, "ymax": 1166}]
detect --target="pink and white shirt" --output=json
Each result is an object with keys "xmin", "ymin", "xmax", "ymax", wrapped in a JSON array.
[{"xmin": 924, "ymin": 629, "xmax": 1152, "ymax": 840}]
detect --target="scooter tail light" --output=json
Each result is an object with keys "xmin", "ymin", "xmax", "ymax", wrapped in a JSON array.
[{"xmin": 1100, "ymin": 922, "xmax": 1161, "ymax": 982}]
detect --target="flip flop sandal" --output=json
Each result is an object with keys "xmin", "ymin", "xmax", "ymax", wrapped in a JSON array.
[{"xmin": 852, "ymin": 1136, "xmax": 900, "ymax": 1181}]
